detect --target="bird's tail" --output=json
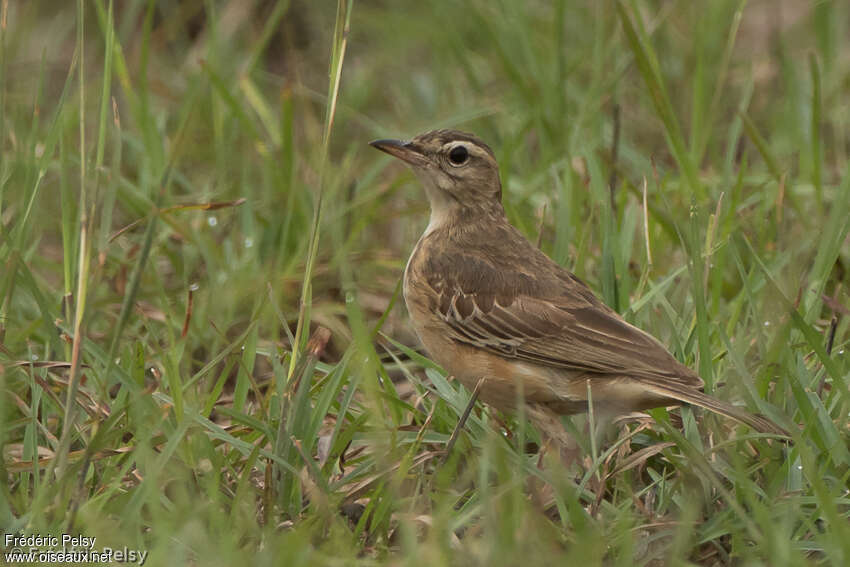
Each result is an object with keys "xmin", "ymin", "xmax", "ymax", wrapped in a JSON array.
[{"xmin": 641, "ymin": 380, "xmax": 789, "ymax": 437}]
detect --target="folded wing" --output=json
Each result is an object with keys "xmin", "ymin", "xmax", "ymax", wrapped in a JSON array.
[{"xmin": 428, "ymin": 253, "xmax": 703, "ymax": 390}]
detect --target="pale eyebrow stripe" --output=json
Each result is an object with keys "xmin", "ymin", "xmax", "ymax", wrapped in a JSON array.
[{"xmin": 444, "ymin": 142, "xmax": 491, "ymax": 160}]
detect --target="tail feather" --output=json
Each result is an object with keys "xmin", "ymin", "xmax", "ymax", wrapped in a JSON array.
[{"xmin": 642, "ymin": 380, "xmax": 788, "ymax": 437}]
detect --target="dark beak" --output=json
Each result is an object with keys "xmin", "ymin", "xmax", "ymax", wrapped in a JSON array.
[{"xmin": 369, "ymin": 138, "xmax": 428, "ymax": 166}]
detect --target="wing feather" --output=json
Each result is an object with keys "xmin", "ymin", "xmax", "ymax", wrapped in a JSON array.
[{"xmin": 434, "ymin": 275, "xmax": 703, "ymax": 389}]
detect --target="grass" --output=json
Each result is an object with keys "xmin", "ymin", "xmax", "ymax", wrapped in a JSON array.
[{"xmin": 1, "ymin": 0, "xmax": 849, "ymax": 564}]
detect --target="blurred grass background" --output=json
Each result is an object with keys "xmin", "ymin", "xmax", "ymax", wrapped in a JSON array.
[{"xmin": 1, "ymin": 0, "xmax": 849, "ymax": 564}]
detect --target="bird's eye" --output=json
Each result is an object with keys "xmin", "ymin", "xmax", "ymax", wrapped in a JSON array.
[{"xmin": 448, "ymin": 145, "xmax": 469, "ymax": 166}]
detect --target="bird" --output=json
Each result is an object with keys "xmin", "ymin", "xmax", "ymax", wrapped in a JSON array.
[{"xmin": 369, "ymin": 129, "xmax": 786, "ymax": 443}]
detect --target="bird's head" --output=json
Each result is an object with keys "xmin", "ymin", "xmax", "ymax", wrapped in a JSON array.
[{"xmin": 370, "ymin": 129, "xmax": 502, "ymax": 218}]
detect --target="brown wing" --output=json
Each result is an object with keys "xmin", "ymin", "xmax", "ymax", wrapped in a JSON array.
[{"xmin": 425, "ymin": 249, "xmax": 702, "ymax": 390}]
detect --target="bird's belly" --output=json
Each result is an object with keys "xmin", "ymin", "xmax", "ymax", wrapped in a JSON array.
[
  {"xmin": 402, "ymin": 270, "xmax": 668, "ymax": 414},
  {"xmin": 408, "ymin": 318, "xmax": 560, "ymax": 410},
  {"xmin": 407, "ymin": 310, "xmax": 672, "ymax": 416}
]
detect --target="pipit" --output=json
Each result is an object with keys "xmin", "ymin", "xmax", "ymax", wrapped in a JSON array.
[{"xmin": 370, "ymin": 129, "xmax": 786, "ymax": 442}]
